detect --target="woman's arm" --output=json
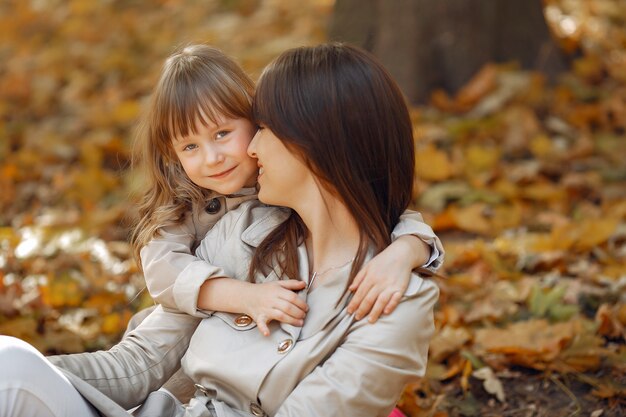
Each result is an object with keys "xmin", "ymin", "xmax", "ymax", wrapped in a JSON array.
[
  {"xmin": 48, "ymin": 306, "xmax": 200, "ymax": 409},
  {"xmin": 276, "ymin": 278, "xmax": 439, "ymax": 417}
]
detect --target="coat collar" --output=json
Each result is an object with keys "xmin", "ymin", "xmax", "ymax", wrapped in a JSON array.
[{"xmin": 241, "ymin": 206, "xmax": 291, "ymax": 248}]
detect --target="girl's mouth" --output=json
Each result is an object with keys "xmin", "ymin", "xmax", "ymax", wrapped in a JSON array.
[{"xmin": 209, "ymin": 166, "xmax": 237, "ymax": 179}]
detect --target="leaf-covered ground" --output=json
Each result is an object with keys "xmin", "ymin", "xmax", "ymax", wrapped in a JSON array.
[{"xmin": 1, "ymin": 1, "xmax": 625, "ymax": 416}]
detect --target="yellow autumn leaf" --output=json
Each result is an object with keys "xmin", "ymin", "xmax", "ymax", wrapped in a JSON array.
[
  {"xmin": 464, "ymin": 145, "xmax": 501, "ymax": 173},
  {"xmin": 572, "ymin": 218, "xmax": 619, "ymax": 250},
  {"xmin": 530, "ymin": 134, "xmax": 554, "ymax": 157},
  {"xmin": 40, "ymin": 275, "xmax": 84, "ymax": 308},
  {"xmin": 477, "ymin": 319, "xmax": 576, "ymax": 353},
  {"xmin": 451, "ymin": 203, "xmax": 520, "ymax": 235},
  {"xmin": 547, "ymin": 218, "xmax": 619, "ymax": 252},
  {"xmin": 429, "ymin": 325, "xmax": 472, "ymax": 362},
  {"xmin": 450, "ymin": 203, "xmax": 492, "ymax": 235},
  {"xmin": 112, "ymin": 100, "xmax": 141, "ymax": 123},
  {"xmin": 521, "ymin": 181, "xmax": 567, "ymax": 202},
  {"xmin": 101, "ymin": 312, "xmax": 123, "ymax": 334},
  {"xmin": 415, "ymin": 144, "xmax": 454, "ymax": 181}
]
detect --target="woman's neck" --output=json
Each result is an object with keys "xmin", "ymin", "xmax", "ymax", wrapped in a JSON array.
[{"xmin": 294, "ymin": 187, "xmax": 360, "ymax": 274}]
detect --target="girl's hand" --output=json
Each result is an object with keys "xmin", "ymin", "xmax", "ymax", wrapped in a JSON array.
[
  {"xmin": 246, "ymin": 280, "xmax": 308, "ymax": 336},
  {"xmin": 347, "ymin": 236, "xmax": 430, "ymax": 323}
]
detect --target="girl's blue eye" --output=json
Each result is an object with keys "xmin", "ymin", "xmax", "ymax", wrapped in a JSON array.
[
  {"xmin": 183, "ymin": 144, "xmax": 198, "ymax": 151},
  {"xmin": 216, "ymin": 130, "xmax": 229, "ymax": 140}
]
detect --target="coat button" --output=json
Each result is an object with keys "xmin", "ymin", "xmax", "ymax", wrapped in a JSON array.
[
  {"xmin": 194, "ymin": 383, "xmax": 213, "ymax": 397},
  {"xmin": 249, "ymin": 402, "xmax": 265, "ymax": 416},
  {"xmin": 205, "ymin": 198, "xmax": 222, "ymax": 214},
  {"xmin": 234, "ymin": 314, "xmax": 253, "ymax": 327},
  {"xmin": 277, "ymin": 338, "xmax": 293, "ymax": 354}
]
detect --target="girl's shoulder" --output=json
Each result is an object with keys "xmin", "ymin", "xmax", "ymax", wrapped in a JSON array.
[{"xmin": 206, "ymin": 200, "xmax": 290, "ymax": 247}]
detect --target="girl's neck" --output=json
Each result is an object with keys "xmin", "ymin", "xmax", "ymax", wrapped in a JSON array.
[{"xmin": 295, "ymin": 188, "xmax": 360, "ymax": 275}]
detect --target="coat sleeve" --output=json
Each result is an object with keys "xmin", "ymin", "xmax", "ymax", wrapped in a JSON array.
[
  {"xmin": 172, "ymin": 203, "xmax": 257, "ymax": 317},
  {"xmin": 275, "ymin": 278, "xmax": 439, "ymax": 417},
  {"xmin": 48, "ymin": 306, "xmax": 200, "ymax": 410},
  {"xmin": 141, "ymin": 213, "xmax": 228, "ymax": 311},
  {"xmin": 392, "ymin": 210, "xmax": 444, "ymax": 273}
]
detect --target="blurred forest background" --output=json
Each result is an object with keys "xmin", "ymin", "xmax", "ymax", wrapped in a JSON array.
[{"xmin": 1, "ymin": 0, "xmax": 625, "ymax": 416}]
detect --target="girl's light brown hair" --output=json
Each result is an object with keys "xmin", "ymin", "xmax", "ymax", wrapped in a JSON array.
[
  {"xmin": 130, "ymin": 44, "xmax": 254, "ymax": 266},
  {"xmin": 250, "ymin": 43, "xmax": 415, "ymax": 294}
]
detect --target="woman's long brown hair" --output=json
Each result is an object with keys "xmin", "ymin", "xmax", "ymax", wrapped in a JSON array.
[{"xmin": 250, "ymin": 43, "xmax": 415, "ymax": 295}]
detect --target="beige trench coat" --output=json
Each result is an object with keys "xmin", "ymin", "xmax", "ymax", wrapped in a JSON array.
[
  {"xmin": 141, "ymin": 188, "xmax": 258, "ymax": 310},
  {"xmin": 143, "ymin": 199, "xmax": 442, "ymax": 314},
  {"xmin": 51, "ymin": 201, "xmax": 440, "ymax": 417}
]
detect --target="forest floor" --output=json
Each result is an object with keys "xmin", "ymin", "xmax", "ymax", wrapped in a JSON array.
[{"xmin": 1, "ymin": 1, "xmax": 625, "ymax": 416}]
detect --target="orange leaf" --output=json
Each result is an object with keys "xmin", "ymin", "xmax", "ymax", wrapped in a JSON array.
[
  {"xmin": 455, "ymin": 64, "xmax": 499, "ymax": 108},
  {"xmin": 415, "ymin": 144, "xmax": 454, "ymax": 181}
]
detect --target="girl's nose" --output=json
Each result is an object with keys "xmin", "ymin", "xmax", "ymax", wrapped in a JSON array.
[{"xmin": 204, "ymin": 147, "xmax": 225, "ymax": 165}]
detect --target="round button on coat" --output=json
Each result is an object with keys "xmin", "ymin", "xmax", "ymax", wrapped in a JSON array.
[
  {"xmin": 234, "ymin": 314, "xmax": 253, "ymax": 327},
  {"xmin": 194, "ymin": 383, "xmax": 212, "ymax": 397},
  {"xmin": 205, "ymin": 198, "xmax": 222, "ymax": 214},
  {"xmin": 249, "ymin": 402, "xmax": 265, "ymax": 416},
  {"xmin": 277, "ymin": 339, "xmax": 294, "ymax": 354}
]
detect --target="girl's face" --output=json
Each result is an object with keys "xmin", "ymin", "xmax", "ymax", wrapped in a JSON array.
[
  {"xmin": 247, "ymin": 126, "xmax": 312, "ymax": 208},
  {"xmin": 172, "ymin": 116, "xmax": 258, "ymax": 195}
]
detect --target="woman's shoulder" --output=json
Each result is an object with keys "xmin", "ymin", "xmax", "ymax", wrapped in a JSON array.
[{"xmin": 351, "ymin": 274, "xmax": 439, "ymax": 332}]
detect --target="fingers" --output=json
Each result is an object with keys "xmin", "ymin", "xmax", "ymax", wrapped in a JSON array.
[
  {"xmin": 279, "ymin": 280, "xmax": 309, "ymax": 313},
  {"xmin": 256, "ymin": 317, "xmax": 270, "ymax": 337},
  {"xmin": 353, "ymin": 290, "xmax": 377, "ymax": 321},
  {"xmin": 268, "ymin": 308, "xmax": 304, "ymax": 327},
  {"xmin": 353, "ymin": 289, "xmax": 404, "ymax": 323},
  {"xmin": 279, "ymin": 279, "xmax": 307, "ymax": 291},
  {"xmin": 277, "ymin": 298, "xmax": 307, "ymax": 320},
  {"xmin": 348, "ymin": 268, "xmax": 366, "ymax": 292},
  {"xmin": 367, "ymin": 292, "xmax": 390, "ymax": 323},
  {"xmin": 347, "ymin": 278, "xmax": 374, "ymax": 315},
  {"xmin": 383, "ymin": 291, "xmax": 403, "ymax": 315}
]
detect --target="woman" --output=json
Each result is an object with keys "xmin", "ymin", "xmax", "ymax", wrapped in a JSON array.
[{"xmin": 0, "ymin": 43, "xmax": 439, "ymax": 417}]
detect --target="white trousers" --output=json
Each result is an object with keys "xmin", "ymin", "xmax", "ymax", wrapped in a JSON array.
[{"xmin": 0, "ymin": 335, "xmax": 99, "ymax": 417}]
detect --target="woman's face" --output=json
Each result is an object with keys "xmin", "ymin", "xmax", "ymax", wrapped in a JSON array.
[
  {"xmin": 247, "ymin": 126, "xmax": 312, "ymax": 208},
  {"xmin": 172, "ymin": 115, "xmax": 259, "ymax": 195}
]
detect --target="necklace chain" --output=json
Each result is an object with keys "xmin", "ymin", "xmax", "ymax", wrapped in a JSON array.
[{"xmin": 309, "ymin": 257, "xmax": 354, "ymax": 289}]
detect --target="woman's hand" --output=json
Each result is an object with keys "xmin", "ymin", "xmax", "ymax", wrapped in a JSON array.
[
  {"xmin": 347, "ymin": 236, "xmax": 429, "ymax": 323},
  {"xmin": 244, "ymin": 280, "xmax": 308, "ymax": 336}
]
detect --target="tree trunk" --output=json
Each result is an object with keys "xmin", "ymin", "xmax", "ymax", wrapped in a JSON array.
[{"xmin": 329, "ymin": 0, "xmax": 569, "ymax": 103}]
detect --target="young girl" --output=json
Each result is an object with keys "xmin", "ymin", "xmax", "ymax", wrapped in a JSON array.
[{"xmin": 128, "ymin": 43, "xmax": 443, "ymax": 330}]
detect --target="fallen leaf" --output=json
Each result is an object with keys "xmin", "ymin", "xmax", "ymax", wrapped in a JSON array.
[
  {"xmin": 429, "ymin": 325, "xmax": 472, "ymax": 362},
  {"xmin": 472, "ymin": 366, "xmax": 506, "ymax": 402},
  {"xmin": 415, "ymin": 144, "xmax": 454, "ymax": 181}
]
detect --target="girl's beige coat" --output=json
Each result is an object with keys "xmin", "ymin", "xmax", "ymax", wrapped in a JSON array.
[{"xmin": 51, "ymin": 201, "xmax": 439, "ymax": 417}]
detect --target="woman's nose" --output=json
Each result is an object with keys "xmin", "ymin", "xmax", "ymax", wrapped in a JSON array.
[{"xmin": 247, "ymin": 130, "xmax": 259, "ymax": 158}]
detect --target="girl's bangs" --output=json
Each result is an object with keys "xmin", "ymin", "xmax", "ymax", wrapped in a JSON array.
[{"xmin": 159, "ymin": 76, "xmax": 252, "ymax": 143}]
